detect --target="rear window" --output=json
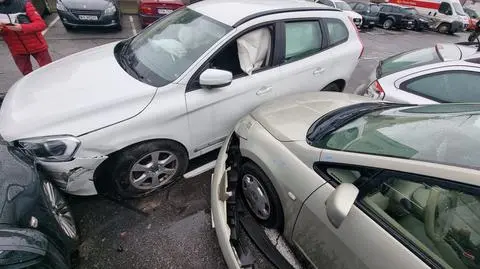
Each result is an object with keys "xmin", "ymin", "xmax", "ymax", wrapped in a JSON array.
[{"xmin": 378, "ymin": 47, "xmax": 442, "ymax": 77}]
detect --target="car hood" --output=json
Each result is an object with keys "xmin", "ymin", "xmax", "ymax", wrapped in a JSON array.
[
  {"xmin": 343, "ymin": 10, "xmax": 362, "ymax": 19},
  {"xmin": 60, "ymin": 0, "xmax": 114, "ymax": 9},
  {"xmin": 250, "ymin": 92, "xmax": 374, "ymax": 142},
  {"xmin": 0, "ymin": 42, "xmax": 157, "ymax": 141}
]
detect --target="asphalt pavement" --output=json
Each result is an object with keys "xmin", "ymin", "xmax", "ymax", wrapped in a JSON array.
[{"xmin": 0, "ymin": 13, "xmax": 471, "ymax": 269}]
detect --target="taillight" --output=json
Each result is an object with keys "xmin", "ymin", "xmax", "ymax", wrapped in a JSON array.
[
  {"xmin": 365, "ymin": 80, "xmax": 385, "ymax": 100},
  {"xmin": 139, "ymin": 3, "xmax": 155, "ymax": 15},
  {"xmin": 348, "ymin": 17, "xmax": 364, "ymax": 59}
]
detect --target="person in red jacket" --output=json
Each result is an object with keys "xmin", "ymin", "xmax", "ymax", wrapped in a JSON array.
[{"xmin": 0, "ymin": 0, "xmax": 52, "ymax": 75}]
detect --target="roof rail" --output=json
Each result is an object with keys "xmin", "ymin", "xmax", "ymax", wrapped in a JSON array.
[{"xmin": 233, "ymin": 7, "xmax": 339, "ymax": 28}]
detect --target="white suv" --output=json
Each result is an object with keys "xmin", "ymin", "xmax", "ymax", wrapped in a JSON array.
[{"xmin": 0, "ymin": 0, "xmax": 363, "ymax": 198}]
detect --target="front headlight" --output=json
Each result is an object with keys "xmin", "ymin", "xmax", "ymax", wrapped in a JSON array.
[
  {"xmin": 104, "ymin": 3, "xmax": 116, "ymax": 15},
  {"xmin": 56, "ymin": 1, "xmax": 67, "ymax": 11},
  {"xmin": 17, "ymin": 135, "xmax": 80, "ymax": 162}
]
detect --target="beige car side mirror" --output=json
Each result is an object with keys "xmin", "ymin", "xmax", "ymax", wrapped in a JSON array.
[{"xmin": 326, "ymin": 183, "xmax": 359, "ymax": 228}]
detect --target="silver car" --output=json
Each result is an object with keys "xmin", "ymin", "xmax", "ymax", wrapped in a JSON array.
[
  {"xmin": 211, "ymin": 92, "xmax": 480, "ymax": 269},
  {"xmin": 357, "ymin": 43, "xmax": 480, "ymax": 104}
]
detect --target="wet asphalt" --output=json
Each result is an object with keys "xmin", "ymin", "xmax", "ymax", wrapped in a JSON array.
[{"xmin": 0, "ymin": 13, "xmax": 470, "ymax": 269}]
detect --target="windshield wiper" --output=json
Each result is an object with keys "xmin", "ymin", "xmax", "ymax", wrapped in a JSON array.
[{"xmin": 119, "ymin": 39, "xmax": 145, "ymax": 81}]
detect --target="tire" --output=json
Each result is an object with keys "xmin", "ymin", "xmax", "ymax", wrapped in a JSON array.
[
  {"xmin": 108, "ymin": 140, "xmax": 188, "ymax": 199},
  {"xmin": 437, "ymin": 23, "xmax": 451, "ymax": 34},
  {"xmin": 383, "ymin": 19, "xmax": 393, "ymax": 30},
  {"xmin": 321, "ymin": 82, "xmax": 341, "ymax": 92},
  {"xmin": 114, "ymin": 23, "xmax": 123, "ymax": 31},
  {"xmin": 240, "ymin": 162, "xmax": 284, "ymax": 230},
  {"xmin": 36, "ymin": 242, "xmax": 70, "ymax": 269},
  {"xmin": 63, "ymin": 24, "xmax": 74, "ymax": 31}
]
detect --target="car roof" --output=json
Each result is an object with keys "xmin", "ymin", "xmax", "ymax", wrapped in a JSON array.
[{"xmin": 189, "ymin": 0, "xmax": 337, "ymax": 27}]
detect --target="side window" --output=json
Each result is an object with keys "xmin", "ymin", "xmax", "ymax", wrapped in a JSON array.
[
  {"xmin": 324, "ymin": 18, "xmax": 349, "ymax": 46},
  {"xmin": 320, "ymin": 0, "xmax": 336, "ymax": 7},
  {"xmin": 284, "ymin": 21, "xmax": 322, "ymax": 62},
  {"xmin": 355, "ymin": 3, "xmax": 367, "ymax": 11},
  {"xmin": 402, "ymin": 71, "xmax": 480, "ymax": 103},
  {"xmin": 209, "ymin": 26, "xmax": 273, "ymax": 78},
  {"xmin": 361, "ymin": 172, "xmax": 480, "ymax": 269},
  {"xmin": 371, "ymin": 5, "xmax": 380, "ymax": 14},
  {"xmin": 439, "ymin": 2, "xmax": 453, "ymax": 15},
  {"xmin": 382, "ymin": 5, "xmax": 391, "ymax": 12}
]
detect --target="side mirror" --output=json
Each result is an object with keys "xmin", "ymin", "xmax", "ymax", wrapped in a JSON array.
[
  {"xmin": 199, "ymin": 69, "xmax": 233, "ymax": 89},
  {"xmin": 325, "ymin": 183, "xmax": 359, "ymax": 228}
]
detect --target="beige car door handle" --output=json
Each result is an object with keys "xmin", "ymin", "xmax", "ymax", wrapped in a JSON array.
[
  {"xmin": 313, "ymin": 68, "xmax": 325, "ymax": 76},
  {"xmin": 256, "ymin": 86, "xmax": 272, "ymax": 96}
]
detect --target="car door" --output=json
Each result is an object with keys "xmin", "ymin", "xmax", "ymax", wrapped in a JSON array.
[
  {"xmin": 292, "ymin": 154, "xmax": 480, "ymax": 269},
  {"xmin": 273, "ymin": 15, "xmax": 355, "ymax": 97},
  {"xmin": 394, "ymin": 66, "xmax": 480, "ymax": 103},
  {"xmin": 184, "ymin": 23, "xmax": 282, "ymax": 155}
]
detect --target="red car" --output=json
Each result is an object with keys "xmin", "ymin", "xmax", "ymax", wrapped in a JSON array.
[{"xmin": 138, "ymin": 0, "xmax": 187, "ymax": 28}]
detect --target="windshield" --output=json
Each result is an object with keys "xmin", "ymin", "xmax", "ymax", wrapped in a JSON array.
[
  {"xmin": 378, "ymin": 47, "xmax": 441, "ymax": 77},
  {"xmin": 453, "ymin": 2, "xmax": 466, "ymax": 15},
  {"xmin": 335, "ymin": 1, "xmax": 352, "ymax": 10},
  {"xmin": 118, "ymin": 8, "xmax": 231, "ymax": 87},
  {"xmin": 465, "ymin": 8, "xmax": 478, "ymax": 18},
  {"xmin": 311, "ymin": 104, "xmax": 480, "ymax": 170}
]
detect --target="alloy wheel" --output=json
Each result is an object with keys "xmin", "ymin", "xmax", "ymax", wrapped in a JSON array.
[
  {"xmin": 43, "ymin": 181, "xmax": 77, "ymax": 239},
  {"xmin": 241, "ymin": 174, "xmax": 271, "ymax": 220},
  {"xmin": 129, "ymin": 150, "xmax": 178, "ymax": 190}
]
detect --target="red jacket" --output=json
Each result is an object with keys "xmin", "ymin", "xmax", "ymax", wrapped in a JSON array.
[{"xmin": 1, "ymin": 2, "xmax": 48, "ymax": 55}]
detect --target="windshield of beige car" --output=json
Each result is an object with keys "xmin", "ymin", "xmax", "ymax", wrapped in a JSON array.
[
  {"xmin": 117, "ymin": 8, "xmax": 232, "ymax": 87},
  {"xmin": 310, "ymin": 103, "xmax": 480, "ymax": 170}
]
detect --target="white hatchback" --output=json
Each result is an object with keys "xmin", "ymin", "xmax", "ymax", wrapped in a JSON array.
[
  {"xmin": 357, "ymin": 43, "xmax": 480, "ymax": 104},
  {"xmin": 0, "ymin": 0, "xmax": 363, "ymax": 198}
]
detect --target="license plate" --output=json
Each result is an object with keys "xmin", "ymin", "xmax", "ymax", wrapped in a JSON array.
[
  {"xmin": 369, "ymin": 21, "xmax": 375, "ymax": 24},
  {"xmin": 157, "ymin": 8, "xmax": 173, "ymax": 15},
  {"xmin": 78, "ymin": 15, "xmax": 98, "ymax": 20}
]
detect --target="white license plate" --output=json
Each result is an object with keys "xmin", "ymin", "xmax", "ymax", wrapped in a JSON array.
[
  {"xmin": 157, "ymin": 8, "xmax": 173, "ymax": 15},
  {"xmin": 78, "ymin": 15, "xmax": 98, "ymax": 20}
]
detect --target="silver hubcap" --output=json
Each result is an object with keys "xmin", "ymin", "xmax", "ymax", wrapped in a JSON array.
[
  {"xmin": 43, "ymin": 181, "xmax": 77, "ymax": 239},
  {"xmin": 242, "ymin": 174, "xmax": 271, "ymax": 220},
  {"xmin": 129, "ymin": 151, "xmax": 178, "ymax": 190},
  {"xmin": 384, "ymin": 20, "xmax": 392, "ymax": 29}
]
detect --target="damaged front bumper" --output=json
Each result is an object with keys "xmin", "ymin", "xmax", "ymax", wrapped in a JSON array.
[
  {"xmin": 211, "ymin": 132, "xmax": 254, "ymax": 269},
  {"xmin": 40, "ymin": 155, "xmax": 108, "ymax": 196}
]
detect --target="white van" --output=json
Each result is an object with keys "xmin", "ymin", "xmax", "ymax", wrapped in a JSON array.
[{"xmin": 387, "ymin": 0, "xmax": 470, "ymax": 33}]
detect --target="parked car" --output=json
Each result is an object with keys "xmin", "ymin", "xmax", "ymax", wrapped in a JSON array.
[
  {"xmin": 349, "ymin": 1, "xmax": 380, "ymax": 28},
  {"xmin": 138, "ymin": 0, "xmax": 186, "ymax": 28},
  {"xmin": 212, "ymin": 91, "xmax": 480, "ymax": 269},
  {"xmin": 56, "ymin": 0, "xmax": 122, "ymax": 30},
  {"xmin": 0, "ymin": 0, "xmax": 363, "ymax": 199},
  {"xmin": 359, "ymin": 43, "xmax": 480, "ymax": 104},
  {"xmin": 314, "ymin": 0, "xmax": 363, "ymax": 27},
  {"xmin": 0, "ymin": 144, "xmax": 78, "ymax": 268},
  {"xmin": 377, "ymin": 3, "xmax": 415, "ymax": 30},
  {"xmin": 403, "ymin": 6, "xmax": 433, "ymax": 31},
  {"xmin": 32, "ymin": 0, "xmax": 51, "ymax": 17},
  {"xmin": 465, "ymin": 7, "xmax": 479, "ymax": 31},
  {"xmin": 388, "ymin": 0, "xmax": 469, "ymax": 33}
]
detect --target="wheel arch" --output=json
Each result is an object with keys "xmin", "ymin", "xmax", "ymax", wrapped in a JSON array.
[{"xmin": 332, "ymin": 79, "xmax": 346, "ymax": 91}]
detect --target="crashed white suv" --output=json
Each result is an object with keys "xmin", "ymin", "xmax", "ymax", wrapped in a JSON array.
[{"xmin": 0, "ymin": 0, "xmax": 363, "ymax": 198}]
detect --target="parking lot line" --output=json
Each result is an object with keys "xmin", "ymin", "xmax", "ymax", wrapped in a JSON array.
[
  {"xmin": 42, "ymin": 15, "xmax": 60, "ymax": 36},
  {"xmin": 129, "ymin": 16, "xmax": 137, "ymax": 36}
]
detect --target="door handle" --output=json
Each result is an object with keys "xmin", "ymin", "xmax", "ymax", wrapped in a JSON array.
[
  {"xmin": 313, "ymin": 68, "xmax": 325, "ymax": 76},
  {"xmin": 256, "ymin": 86, "xmax": 272, "ymax": 96}
]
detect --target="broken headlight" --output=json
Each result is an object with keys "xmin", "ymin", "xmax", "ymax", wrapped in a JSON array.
[{"xmin": 17, "ymin": 135, "xmax": 81, "ymax": 162}]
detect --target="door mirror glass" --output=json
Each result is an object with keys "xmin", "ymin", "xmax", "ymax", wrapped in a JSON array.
[
  {"xmin": 325, "ymin": 183, "xmax": 359, "ymax": 228},
  {"xmin": 199, "ymin": 69, "xmax": 233, "ymax": 88}
]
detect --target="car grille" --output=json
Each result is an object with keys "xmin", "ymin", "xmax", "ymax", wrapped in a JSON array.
[{"xmin": 70, "ymin": 9, "xmax": 102, "ymax": 16}]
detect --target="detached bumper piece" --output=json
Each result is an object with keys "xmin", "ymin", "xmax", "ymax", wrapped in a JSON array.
[{"xmin": 226, "ymin": 157, "xmax": 255, "ymax": 268}]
